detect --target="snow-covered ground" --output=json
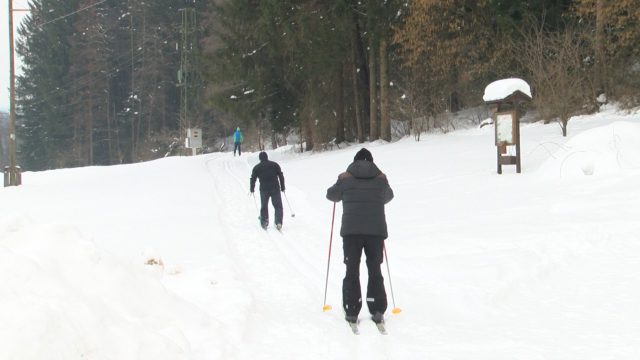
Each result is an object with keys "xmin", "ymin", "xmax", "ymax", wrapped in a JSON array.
[{"xmin": 1, "ymin": 105, "xmax": 640, "ymax": 359}]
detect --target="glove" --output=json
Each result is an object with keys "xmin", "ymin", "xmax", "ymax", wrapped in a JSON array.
[
  {"xmin": 250, "ymin": 188, "xmax": 254, "ymax": 193},
  {"xmin": 281, "ymin": 187, "xmax": 285, "ymax": 192}
]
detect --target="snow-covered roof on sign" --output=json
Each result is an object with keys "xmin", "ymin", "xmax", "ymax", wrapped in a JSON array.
[{"xmin": 483, "ymin": 78, "xmax": 532, "ymax": 102}]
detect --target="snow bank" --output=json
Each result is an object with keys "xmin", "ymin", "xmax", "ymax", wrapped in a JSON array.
[
  {"xmin": 537, "ymin": 121, "xmax": 640, "ymax": 178},
  {"xmin": 2, "ymin": 105, "xmax": 640, "ymax": 359},
  {"xmin": 0, "ymin": 214, "xmax": 225, "ymax": 360}
]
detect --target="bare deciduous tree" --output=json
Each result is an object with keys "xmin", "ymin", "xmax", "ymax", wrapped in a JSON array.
[{"xmin": 514, "ymin": 22, "xmax": 591, "ymax": 136}]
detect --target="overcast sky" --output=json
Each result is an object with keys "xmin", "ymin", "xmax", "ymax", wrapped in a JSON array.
[{"xmin": 1, "ymin": 1, "xmax": 30, "ymax": 112}]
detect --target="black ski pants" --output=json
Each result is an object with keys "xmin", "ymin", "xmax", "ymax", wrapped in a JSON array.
[
  {"xmin": 342, "ymin": 235, "xmax": 387, "ymax": 317},
  {"xmin": 234, "ymin": 142, "xmax": 242, "ymax": 156},
  {"xmin": 260, "ymin": 189, "xmax": 283, "ymax": 226}
]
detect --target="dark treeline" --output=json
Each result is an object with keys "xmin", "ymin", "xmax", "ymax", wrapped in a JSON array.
[
  {"xmin": 16, "ymin": 0, "xmax": 208, "ymax": 170},
  {"xmin": 15, "ymin": 0, "xmax": 640, "ymax": 170}
]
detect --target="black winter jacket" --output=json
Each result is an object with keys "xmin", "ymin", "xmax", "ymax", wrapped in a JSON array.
[
  {"xmin": 250, "ymin": 160, "xmax": 285, "ymax": 192},
  {"xmin": 326, "ymin": 160, "xmax": 394, "ymax": 238}
]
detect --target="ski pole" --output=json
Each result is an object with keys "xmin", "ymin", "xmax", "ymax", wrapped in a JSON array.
[
  {"xmin": 283, "ymin": 191, "xmax": 295, "ymax": 217},
  {"xmin": 252, "ymin": 193, "xmax": 260, "ymax": 220},
  {"xmin": 322, "ymin": 202, "xmax": 336, "ymax": 312},
  {"xmin": 383, "ymin": 242, "xmax": 402, "ymax": 314}
]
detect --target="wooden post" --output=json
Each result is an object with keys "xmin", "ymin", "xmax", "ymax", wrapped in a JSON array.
[
  {"xmin": 490, "ymin": 100, "xmax": 527, "ymax": 174},
  {"xmin": 515, "ymin": 108, "xmax": 522, "ymax": 173},
  {"xmin": 4, "ymin": 166, "xmax": 21, "ymax": 186},
  {"xmin": 5, "ymin": 0, "xmax": 22, "ymax": 186}
]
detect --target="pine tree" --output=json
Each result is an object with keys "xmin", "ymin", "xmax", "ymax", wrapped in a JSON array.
[
  {"xmin": 205, "ymin": 0, "xmax": 378, "ymax": 149},
  {"xmin": 16, "ymin": 0, "xmax": 79, "ymax": 170},
  {"xmin": 68, "ymin": 0, "xmax": 112, "ymax": 166}
]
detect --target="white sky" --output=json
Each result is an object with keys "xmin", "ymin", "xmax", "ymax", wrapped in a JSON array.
[
  {"xmin": 1, "ymin": 1, "xmax": 29, "ymax": 112},
  {"xmin": 1, "ymin": 105, "xmax": 640, "ymax": 358}
]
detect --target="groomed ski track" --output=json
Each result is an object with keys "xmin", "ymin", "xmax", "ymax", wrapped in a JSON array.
[
  {"xmin": 203, "ymin": 153, "xmax": 400, "ymax": 359},
  {"xmin": 191, "ymin": 115, "xmax": 640, "ymax": 359}
]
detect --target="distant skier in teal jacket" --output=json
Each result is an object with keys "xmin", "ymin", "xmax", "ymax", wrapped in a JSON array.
[{"xmin": 233, "ymin": 127, "xmax": 243, "ymax": 156}]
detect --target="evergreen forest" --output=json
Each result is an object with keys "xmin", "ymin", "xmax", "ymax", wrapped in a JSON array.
[{"xmin": 13, "ymin": 0, "xmax": 640, "ymax": 170}]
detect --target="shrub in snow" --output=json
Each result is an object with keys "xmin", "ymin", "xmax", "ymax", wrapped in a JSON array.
[
  {"xmin": 145, "ymin": 257, "xmax": 165, "ymax": 268},
  {"xmin": 142, "ymin": 248, "xmax": 164, "ymax": 270}
]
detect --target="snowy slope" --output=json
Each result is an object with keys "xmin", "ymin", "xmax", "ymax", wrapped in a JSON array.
[{"xmin": 1, "ymin": 105, "xmax": 640, "ymax": 359}]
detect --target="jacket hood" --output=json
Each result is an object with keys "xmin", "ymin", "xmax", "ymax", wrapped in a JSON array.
[{"xmin": 346, "ymin": 160, "xmax": 382, "ymax": 179}]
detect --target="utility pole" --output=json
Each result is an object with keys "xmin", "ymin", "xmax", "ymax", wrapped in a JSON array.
[
  {"xmin": 5, "ymin": 0, "xmax": 24, "ymax": 186},
  {"xmin": 595, "ymin": 0, "xmax": 606, "ymax": 98},
  {"xmin": 178, "ymin": 1, "xmax": 199, "ymax": 150}
]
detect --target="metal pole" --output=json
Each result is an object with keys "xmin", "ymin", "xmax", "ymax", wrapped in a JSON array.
[
  {"xmin": 322, "ymin": 202, "xmax": 336, "ymax": 312},
  {"xmin": 383, "ymin": 243, "xmax": 402, "ymax": 314},
  {"xmin": 283, "ymin": 191, "xmax": 295, "ymax": 217}
]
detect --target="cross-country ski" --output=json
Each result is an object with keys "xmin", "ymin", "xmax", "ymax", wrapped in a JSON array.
[
  {"xmin": 375, "ymin": 322, "xmax": 388, "ymax": 335},
  {"xmin": 347, "ymin": 321, "xmax": 360, "ymax": 335}
]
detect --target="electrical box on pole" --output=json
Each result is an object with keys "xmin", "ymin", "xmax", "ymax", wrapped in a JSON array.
[{"xmin": 185, "ymin": 127, "xmax": 202, "ymax": 156}]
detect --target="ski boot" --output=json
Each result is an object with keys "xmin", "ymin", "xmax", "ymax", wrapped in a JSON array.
[{"xmin": 372, "ymin": 312, "xmax": 384, "ymax": 324}]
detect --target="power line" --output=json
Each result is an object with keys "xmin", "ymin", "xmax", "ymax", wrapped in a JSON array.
[
  {"xmin": 16, "ymin": 2, "xmax": 174, "ymax": 112},
  {"xmin": 37, "ymin": 0, "xmax": 109, "ymax": 29},
  {"xmin": 16, "ymin": 2, "xmax": 185, "ymax": 124},
  {"xmin": 18, "ymin": 46, "xmax": 150, "ymax": 112}
]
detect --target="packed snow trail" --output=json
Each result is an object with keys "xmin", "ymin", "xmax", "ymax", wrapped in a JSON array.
[
  {"xmin": 2, "ymin": 107, "xmax": 640, "ymax": 359},
  {"xmin": 140, "ymin": 118, "xmax": 640, "ymax": 359},
  {"xmin": 200, "ymin": 153, "xmax": 407, "ymax": 359}
]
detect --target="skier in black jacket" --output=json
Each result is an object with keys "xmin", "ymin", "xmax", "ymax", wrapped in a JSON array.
[
  {"xmin": 326, "ymin": 148, "xmax": 394, "ymax": 325},
  {"xmin": 250, "ymin": 151, "xmax": 285, "ymax": 230}
]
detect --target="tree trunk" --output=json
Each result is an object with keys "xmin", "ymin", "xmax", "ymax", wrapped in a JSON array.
[
  {"xmin": 88, "ymin": 94, "xmax": 94, "ymax": 165},
  {"xmin": 271, "ymin": 130, "xmax": 277, "ymax": 150},
  {"xmin": 105, "ymin": 95, "xmax": 109, "ymax": 161},
  {"xmin": 335, "ymin": 65, "xmax": 345, "ymax": 144},
  {"xmin": 379, "ymin": 37, "xmax": 390, "ymax": 141},
  {"xmin": 351, "ymin": 24, "xmax": 363, "ymax": 143},
  {"xmin": 73, "ymin": 107, "xmax": 81, "ymax": 164},
  {"xmin": 369, "ymin": 36, "xmax": 378, "ymax": 141},
  {"xmin": 304, "ymin": 117, "xmax": 314, "ymax": 151}
]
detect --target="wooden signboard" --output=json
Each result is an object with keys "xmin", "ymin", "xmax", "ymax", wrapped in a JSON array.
[
  {"xmin": 495, "ymin": 111, "xmax": 517, "ymax": 146},
  {"xmin": 484, "ymin": 79, "xmax": 531, "ymax": 174},
  {"xmin": 493, "ymin": 110, "xmax": 521, "ymax": 174}
]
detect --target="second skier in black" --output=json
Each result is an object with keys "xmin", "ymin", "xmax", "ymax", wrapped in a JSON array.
[{"xmin": 250, "ymin": 151, "xmax": 285, "ymax": 230}]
